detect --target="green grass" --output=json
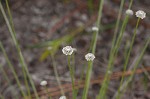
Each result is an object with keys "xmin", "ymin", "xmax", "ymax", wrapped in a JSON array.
[
  {"xmin": 0, "ymin": 1, "xmax": 39, "ymax": 98},
  {"xmin": 87, "ymin": 0, "xmax": 94, "ymax": 13},
  {"xmin": 50, "ymin": 54, "xmax": 65, "ymax": 96},
  {"xmin": 0, "ymin": 64, "xmax": 19, "ymax": 99},
  {"xmin": 3, "ymin": 1, "xmax": 31, "ymax": 96},
  {"xmin": 116, "ymin": 18, "xmax": 140, "ymax": 99},
  {"xmin": 97, "ymin": 0, "xmax": 135, "ymax": 98},
  {"xmin": 117, "ymin": 37, "xmax": 150, "ymax": 98},
  {"xmin": 0, "ymin": 0, "xmax": 149, "ymax": 99},
  {"xmin": 0, "ymin": 42, "xmax": 26, "ymax": 98},
  {"xmin": 97, "ymin": 0, "xmax": 126, "ymax": 98},
  {"xmin": 82, "ymin": 0, "xmax": 104, "ymax": 99},
  {"xmin": 45, "ymin": 86, "xmax": 52, "ymax": 99},
  {"xmin": 67, "ymin": 55, "xmax": 76, "ymax": 99},
  {"xmin": 82, "ymin": 61, "xmax": 93, "ymax": 99},
  {"xmin": 0, "ymin": 94, "xmax": 4, "ymax": 99}
]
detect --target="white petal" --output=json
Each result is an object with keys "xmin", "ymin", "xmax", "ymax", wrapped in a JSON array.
[
  {"xmin": 59, "ymin": 96, "xmax": 67, "ymax": 99},
  {"xmin": 62, "ymin": 46, "xmax": 74, "ymax": 55},
  {"xmin": 40, "ymin": 80, "xmax": 47, "ymax": 86},
  {"xmin": 85, "ymin": 53, "xmax": 95, "ymax": 61}
]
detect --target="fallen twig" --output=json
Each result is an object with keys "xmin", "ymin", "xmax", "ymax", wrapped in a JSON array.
[{"xmin": 31, "ymin": 66, "xmax": 150, "ymax": 98}]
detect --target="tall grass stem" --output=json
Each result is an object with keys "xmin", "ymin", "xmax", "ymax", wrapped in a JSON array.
[
  {"xmin": 116, "ymin": 18, "xmax": 140, "ymax": 99},
  {"xmin": 118, "ymin": 37, "xmax": 150, "ymax": 98},
  {"xmin": 82, "ymin": 61, "xmax": 93, "ymax": 99},
  {"xmin": 0, "ymin": 64, "xmax": 19, "ymax": 99},
  {"xmin": 82, "ymin": 0, "xmax": 104, "ymax": 98},
  {"xmin": 0, "ymin": 42, "xmax": 26, "ymax": 98},
  {"xmin": 0, "ymin": 1, "xmax": 39, "ymax": 98},
  {"xmin": 67, "ymin": 55, "xmax": 76, "ymax": 99},
  {"xmin": 51, "ymin": 54, "xmax": 65, "ymax": 96},
  {"xmin": 45, "ymin": 86, "xmax": 52, "ymax": 99}
]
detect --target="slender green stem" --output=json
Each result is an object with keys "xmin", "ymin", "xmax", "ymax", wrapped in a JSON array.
[
  {"xmin": 110, "ymin": 0, "xmax": 134, "ymax": 98},
  {"xmin": 0, "ymin": 94, "xmax": 4, "ymax": 99},
  {"xmin": 92, "ymin": 0, "xmax": 104, "ymax": 54},
  {"xmin": 22, "ymin": 65, "xmax": 31, "ymax": 99},
  {"xmin": 87, "ymin": 0, "xmax": 93, "ymax": 13},
  {"xmin": 97, "ymin": 0, "xmax": 134, "ymax": 97},
  {"xmin": 122, "ymin": 18, "xmax": 140, "ymax": 68},
  {"xmin": 5, "ymin": 0, "xmax": 31, "ymax": 98},
  {"xmin": 44, "ymin": 86, "xmax": 52, "ymax": 99},
  {"xmin": 118, "ymin": 37, "xmax": 150, "ymax": 98},
  {"xmin": 68, "ymin": 55, "xmax": 76, "ymax": 99},
  {"xmin": 111, "ymin": 0, "xmax": 125, "ymax": 51},
  {"xmin": 5, "ymin": 1, "xmax": 31, "ymax": 98},
  {"xmin": 129, "ymin": 0, "xmax": 134, "ymax": 9},
  {"xmin": 98, "ymin": 17, "xmax": 129, "ymax": 98},
  {"xmin": 132, "ymin": 39, "xmax": 150, "ymax": 77},
  {"xmin": 98, "ymin": 0, "xmax": 133, "ymax": 96},
  {"xmin": 72, "ymin": 53, "xmax": 75, "ymax": 77},
  {"xmin": 113, "ymin": 16, "xmax": 129, "ymax": 59},
  {"xmin": 0, "ymin": 65, "xmax": 10, "ymax": 83},
  {"xmin": 116, "ymin": 18, "xmax": 140, "ymax": 99},
  {"xmin": 115, "ymin": 40, "xmax": 130, "ymax": 99},
  {"xmin": 5, "ymin": 0, "xmax": 16, "ymax": 34},
  {"xmin": 0, "ymin": 1, "xmax": 39, "ymax": 99},
  {"xmin": 111, "ymin": 0, "xmax": 134, "ymax": 68},
  {"xmin": 71, "ymin": 53, "xmax": 77, "ymax": 99},
  {"xmin": 97, "ymin": 15, "xmax": 129, "ymax": 99},
  {"xmin": 51, "ymin": 54, "xmax": 64, "ymax": 96},
  {"xmin": 0, "ymin": 64, "xmax": 19, "ymax": 99},
  {"xmin": 82, "ymin": 0, "xmax": 104, "ymax": 98},
  {"xmin": 82, "ymin": 61, "xmax": 93, "ymax": 99},
  {"xmin": 111, "ymin": 0, "xmax": 133, "ymax": 70},
  {"xmin": 0, "ymin": 42, "xmax": 26, "ymax": 98},
  {"xmin": 75, "ymin": 63, "xmax": 86, "ymax": 97}
]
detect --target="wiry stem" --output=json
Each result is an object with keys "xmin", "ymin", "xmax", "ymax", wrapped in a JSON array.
[
  {"xmin": 51, "ymin": 54, "xmax": 65, "ymax": 96},
  {"xmin": 116, "ymin": 18, "xmax": 140, "ymax": 99},
  {"xmin": 117, "ymin": 37, "xmax": 150, "ymax": 98},
  {"xmin": 68, "ymin": 55, "xmax": 76, "ymax": 99},
  {"xmin": 97, "ymin": 1, "xmax": 128, "ymax": 98},
  {"xmin": 0, "ymin": 64, "xmax": 19, "ymax": 99},
  {"xmin": 0, "ymin": 42, "xmax": 26, "ymax": 98},
  {"xmin": 0, "ymin": 1, "xmax": 39, "ymax": 98},
  {"xmin": 82, "ymin": 61, "xmax": 93, "ymax": 99},
  {"xmin": 82, "ymin": 0, "xmax": 104, "ymax": 98}
]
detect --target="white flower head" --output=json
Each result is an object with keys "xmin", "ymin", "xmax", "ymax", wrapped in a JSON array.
[
  {"xmin": 62, "ymin": 46, "xmax": 74, "ymax": 55},
  {"xmin": 47, "ymin": 47, "xmax": 52, "ymax": 50},
  {"xmin": 40, "ymin": 80, "xmax": 47, "ymax": 86},
  {"xmin": 135, "ymin": 10, "xmax": 146, "ymax": 19},
  {"xmin": 126, "ymin": 9, "xmax": 133, "ymax": 16},
  {"xmin": 59, "ymin": 96, "xmax": 67, "ymax": 99},
  {"xmin": 85, "ymin": 53, "xmax": 95, "ymax": 61},
  {"xmin": 107, "ymin": 70, "xmax": 112, "ymax": 74},
  {"xmin": 92, "ymin": 26, "xmax": 99, "ymax": 31}
]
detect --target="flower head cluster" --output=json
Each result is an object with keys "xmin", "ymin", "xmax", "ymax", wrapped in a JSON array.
[
  {"xmin": 40, "ymin": 80, "xmax": 47, "ymax": 86},
  {"xmin": 59, "ymin": 96, "xmax": 67, "ymax": 99},
  {"xmin": 47, "ymin": 46, "xmax": 52, "ymax": 50},
  {"xmin": 85, "ymin": 53, "xmax": 95, "ymax": 61},
  {"xmin": 135, "ymin": 10, "xmax": 146, "ymax": 19},
  {"xmin": 62, "ymin": 46, "xmax": 74, "ymax": 55},
  {"xmin": 92, "ymin": 26, "xmax": 99, "ymax": 31},
  {"xmin": 107, "ymin": 70, "xmax": 112, "ymax": 74},
  {"xmin": 126, "ymin": 9, "xmax": 133, "ymax": 16}
]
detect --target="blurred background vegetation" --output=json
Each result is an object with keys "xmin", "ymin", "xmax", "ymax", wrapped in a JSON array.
[{"xmin": 0, "ymin": 0, "xmax": 150, "ymax": 99}]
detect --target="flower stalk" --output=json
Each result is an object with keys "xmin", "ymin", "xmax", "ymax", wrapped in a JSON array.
[
  {"xmin": 0, "ymin": 42, "xmax": 26, "ymax": 98},
  {"xmin": 0, "ymin": 1, "xmax": 39, "ymax": 98},
  {"xmin": 67, "ymin": 55, "xmax": 76, "ymax": 99}
]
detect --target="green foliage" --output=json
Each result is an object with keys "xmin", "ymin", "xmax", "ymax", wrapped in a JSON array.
[
  {"xmin": 32, "ymin": 33, "xmax": 73, "ymax": 61},
  {"xmin": 0, "ymin": 0, "xmax": 149, "ymax": 99}
]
